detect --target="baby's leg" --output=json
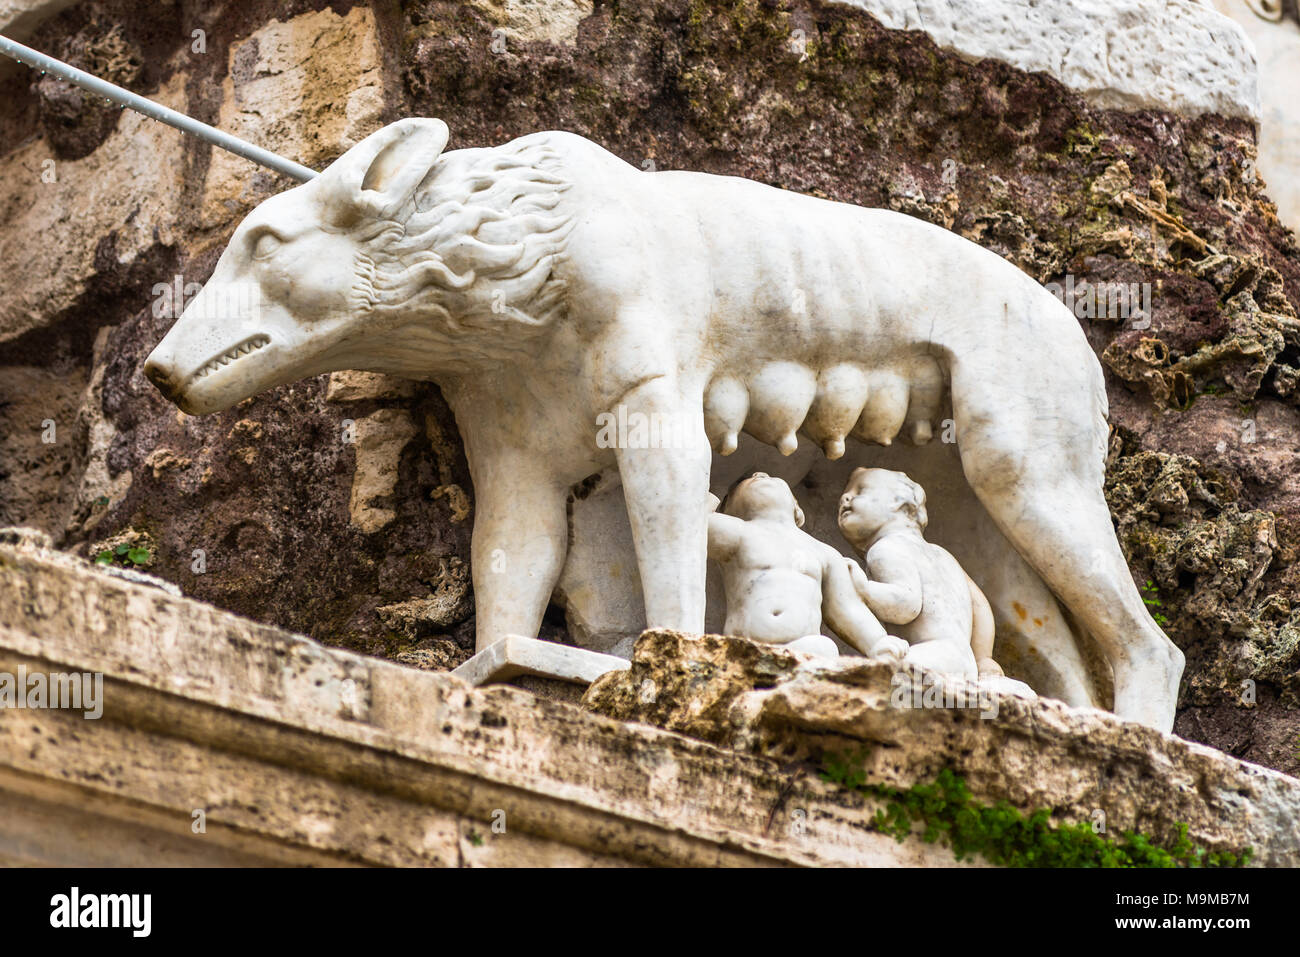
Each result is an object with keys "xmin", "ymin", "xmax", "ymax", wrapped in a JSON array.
[
  {"xmin": 964, "ymin": 576, "xmax": 1035, "ymax": 697},
  {"xmin": 905, "ymin": 638, "xmax": 978, "ymax": 678},
  {"xmin": 967, "ymin": 574, "xmax": 1003, "ymax": 676},
  {"xmin": 787, "ymin": 634, "xmax": 840, "ymax": 658}
]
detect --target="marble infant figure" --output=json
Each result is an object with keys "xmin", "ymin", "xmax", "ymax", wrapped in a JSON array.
[
  {"xmin": 838, "ymin": 467, "xmax": 1034, "ymax": 696},
  {"xmin": 707, "ymin": 473, "xmax": 908, "ymax": 661}
]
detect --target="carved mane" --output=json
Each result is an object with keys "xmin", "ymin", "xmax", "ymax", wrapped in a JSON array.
[{"xmin": 349, "ymin": 139, "xmax": 573, "ymax": 338}]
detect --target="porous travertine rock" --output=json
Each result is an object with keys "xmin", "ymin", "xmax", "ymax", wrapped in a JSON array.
[
  {"xmin": 585, "ymin": 630, "xmax": 1300, "ymax": 866},
  {"xmin": 462, "ymin": 0, "xmax": 594, "ymax": 44},
  {"xmin": 325, "ymin": 371, "xmax": 418, "ymax": 403},
  {"xmin": 1203, "ymin": 0, "xmax": 1300, "ymax": 232},
  {"xmin": 347, "ymin": 408, "xmax": 420, "ymax": 534},
  {"xmin": 376, "ymin": 556, "xmax": 473, "ymax": 637}
]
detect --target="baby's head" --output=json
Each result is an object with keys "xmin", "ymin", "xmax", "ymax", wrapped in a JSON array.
[
  {"xmin": 723, "ymin": 472, "xmax": 806, "ymax": 527},
  {"xmin": 838, "ymin": 468, "xmax": 928, "ymax": 547}
]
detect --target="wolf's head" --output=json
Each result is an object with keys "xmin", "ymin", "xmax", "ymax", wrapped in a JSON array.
[{"xmin": 144, "ymin": 118, "xmax": 572, "ymax": 414}]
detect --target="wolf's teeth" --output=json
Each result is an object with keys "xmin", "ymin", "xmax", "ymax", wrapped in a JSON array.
[{"xmin": 187, "ymin": 335, "xmax": 269, "ymax": 386}]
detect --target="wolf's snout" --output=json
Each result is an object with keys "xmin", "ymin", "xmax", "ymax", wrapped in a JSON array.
[{"xmin": 143, "ymin": 355, "xmax": 180, "ymax": 401}]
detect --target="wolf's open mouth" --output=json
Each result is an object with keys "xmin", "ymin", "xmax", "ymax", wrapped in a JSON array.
[{"xmin": 188, "ymin": 335, "xmax": 270, "ymax": 384}]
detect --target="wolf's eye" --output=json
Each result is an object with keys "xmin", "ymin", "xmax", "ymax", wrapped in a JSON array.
[{"xmin": 251, "ymin": 231, "xmax": 283, "ymax": 261}]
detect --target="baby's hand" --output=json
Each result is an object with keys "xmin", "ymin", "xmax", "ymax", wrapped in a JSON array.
[
  {"xmin": 843, "ymin": 557, "xmax": 870, "ymax": 595},
  {"xmin": 867, "ymin": 634, "xmax": 909, "ymax": 662}
]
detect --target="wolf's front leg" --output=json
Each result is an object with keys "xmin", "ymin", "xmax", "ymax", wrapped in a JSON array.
[
  {"xmin": 613, "ymin": 378, "xmax": 712, "ymax": 634},
  {"xmin": 469, "ymin": 461, "xmax": 570, "ymax": 652}
]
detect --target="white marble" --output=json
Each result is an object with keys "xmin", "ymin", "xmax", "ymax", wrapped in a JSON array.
[
  {"xmin": 144, "ymin": 119, "xmax": 1184, "ymax": 731},
  {"xmin": 836, "ymin": 467, "xmax": 1040, "ymax": 699},
  {"xmin": 838, "ymin": 468, "xmax": 994, "ymax": 677},
  {"xmin": 451, "ymin": 634, "xmax": 629, "ymax": 688},
  {"xmin": 706, "ymin": 474, "xmax": 907, "ymax": 660}
]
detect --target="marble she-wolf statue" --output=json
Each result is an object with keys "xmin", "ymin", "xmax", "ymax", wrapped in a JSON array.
[{"xmin": 143, "ymin": 118, "xmax": 1184, "ymax": 731}]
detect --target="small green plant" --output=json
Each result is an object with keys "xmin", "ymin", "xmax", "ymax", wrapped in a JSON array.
[
  {"xmin": 819, "ymin": 753, "xmax": 1251, "ymax": 868},
  {"xmin": 819, "ymin": 748, "xmax": 870, "ymax": 790},
  {"xmin": 1141, "ymin": 579, "xmax": 1170, "ymax": 627},
  {"xmin": 466, "ymin": 829, "xmax": 484, "ymax": 847},
  {"xmin": 94, "ymin": 543, "xmax": 151, "ymax": 567}
]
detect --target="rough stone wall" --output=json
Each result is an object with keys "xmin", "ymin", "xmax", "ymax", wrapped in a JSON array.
[
  {"xmin": 1203, "ymin": 0, "xmax": 1300, "ymax": 232},
  {"xmin": 0, "ymin": 1, "xmax": 1297, "ymax": 774}
]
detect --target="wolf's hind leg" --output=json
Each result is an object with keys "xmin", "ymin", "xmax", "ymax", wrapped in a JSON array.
[{"xmin": 954, "ymin": 385, "xmax": 1184, "ymax": 731}]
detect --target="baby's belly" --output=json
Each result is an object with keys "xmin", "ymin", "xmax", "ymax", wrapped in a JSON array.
[{"xmin": 724, "ymin": 571, "xmax": 823, "ymax": 642}]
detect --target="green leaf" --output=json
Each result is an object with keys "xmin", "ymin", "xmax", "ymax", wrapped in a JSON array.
[{"xmin": 126, "ymin": 547, "xmax": 150, "ymax": 565}]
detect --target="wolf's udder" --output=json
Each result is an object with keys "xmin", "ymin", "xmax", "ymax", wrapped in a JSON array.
[{"xmin": 704, "ymin": 356, "xmax": 947, "ymax": 459}]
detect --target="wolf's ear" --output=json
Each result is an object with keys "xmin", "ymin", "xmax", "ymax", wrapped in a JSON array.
[{"xmin": 319, "ymin": 118, "xmax": 450, "ymax": 225}]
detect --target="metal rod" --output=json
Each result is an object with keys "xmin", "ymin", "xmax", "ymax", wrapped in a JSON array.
[{"xmin": 0, "ymin": 32, "xmax": 317, "ymax": 182}]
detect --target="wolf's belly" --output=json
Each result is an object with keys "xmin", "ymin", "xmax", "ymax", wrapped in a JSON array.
[{"xmin": 704, "ymin": 354, "xmax": 946, "ymax": 459}]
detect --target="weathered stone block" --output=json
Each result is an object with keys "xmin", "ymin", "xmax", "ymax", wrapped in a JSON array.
[{"xmin": 585, "ymin": 630, "xmax": 1300, "ymax": 866}]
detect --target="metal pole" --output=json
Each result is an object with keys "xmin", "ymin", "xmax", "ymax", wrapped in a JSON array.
[{"xmin": 0, "ymin": 33, "xmax": 318, "ymax": 183}]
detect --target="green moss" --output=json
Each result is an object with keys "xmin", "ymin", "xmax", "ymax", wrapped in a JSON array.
[
  {"xmin": 820, "ymin": 755, "xmax": 1252, "ymax": 868},
  {"xmin": 1064, "ymin": 122, "xmax": 1106, "ymax": 158}
]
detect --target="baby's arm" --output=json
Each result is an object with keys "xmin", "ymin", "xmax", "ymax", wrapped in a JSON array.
[
  {"xmin": 707, "ymin": 509, "xmax": 748, "ymax": 563},
  {"xmin": 821, "ymin": 548, "xmax": 907, "ymax": 660},
  {"xmin": 845, "ymin": 540, "xmax": 923, "ymax": 625}
]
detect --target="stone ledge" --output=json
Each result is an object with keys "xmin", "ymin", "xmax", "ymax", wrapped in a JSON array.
[
  {"xmin": 0, "ymin": 542, "xmax": 972, "ymax": 867},
  {"xmin": 6, "ymin": 540, "xmax": 1294, "ymax": 866},
  {"xmin": 584, "ymin": 631, "xmax": 1300, "ymax": 866}
]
